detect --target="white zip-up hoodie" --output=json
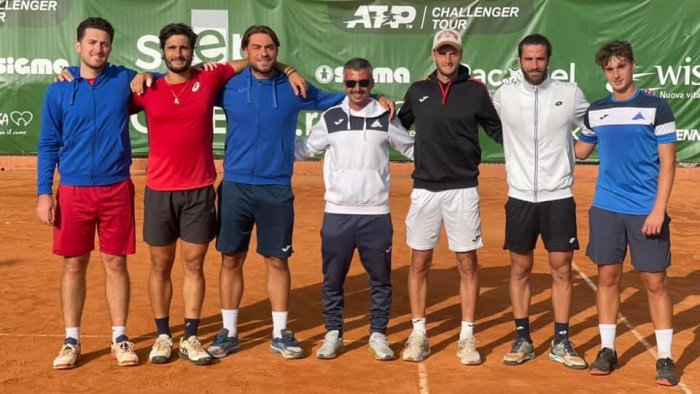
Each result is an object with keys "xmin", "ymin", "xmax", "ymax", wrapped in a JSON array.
[
  {"xmin": 295, "ymin": 97, "xmax": 414, "ymax": 214},
  {"xmin": 493, "ymin": 77, "xmax": 589, "ymax": 202}
]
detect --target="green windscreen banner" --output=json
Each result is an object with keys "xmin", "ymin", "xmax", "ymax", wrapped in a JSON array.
[{"xmin": 1, "ymin": 0, "xmax": 698, "ymax": 162}]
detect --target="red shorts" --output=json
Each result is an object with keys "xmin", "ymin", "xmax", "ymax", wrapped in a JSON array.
[{"xmin": 53, "ymin": 179, "xmax": 136, "ymax": 257}]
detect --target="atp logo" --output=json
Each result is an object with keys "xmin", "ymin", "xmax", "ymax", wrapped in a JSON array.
[{"xmin": 344, "ymin": 5, "xmax": 416, "ymax": 29}]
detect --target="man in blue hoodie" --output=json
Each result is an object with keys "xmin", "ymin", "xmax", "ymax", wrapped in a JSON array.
[
  {"xmin": 207, "ymin": 26, "xmax": 394, "ymax": 360},
  {"xmin": 37, "ymin": 17, "xmax": 139, "ymax": 369}
]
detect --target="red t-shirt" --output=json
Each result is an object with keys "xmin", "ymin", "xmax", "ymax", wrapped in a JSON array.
[{"xmin": 132, "ymin": 65, "xmax": 235, "ymax": 191}]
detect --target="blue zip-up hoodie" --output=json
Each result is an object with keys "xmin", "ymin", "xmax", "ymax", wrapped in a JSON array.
[
  {"xmin": 37, "ymin": 64, "xmax": 136, "ymax": 195},
  {"xmin": 217, "ymin": 67, "xmax": 344, "ymax": 185}
]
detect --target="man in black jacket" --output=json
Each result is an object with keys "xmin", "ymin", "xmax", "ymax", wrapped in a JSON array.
[{"xmin": 398, "ymin": 28, "xmax": 502, "ymax": 365}]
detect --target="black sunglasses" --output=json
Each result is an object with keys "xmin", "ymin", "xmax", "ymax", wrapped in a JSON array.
[{"xmin": 343, "ymin": 79, "xmax": 372, "ymax": 88}]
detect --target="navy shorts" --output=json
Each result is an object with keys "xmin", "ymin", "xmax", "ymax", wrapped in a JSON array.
[
  {"xmin": 504, "ymin": 197, "xmax": 579, "ymax": 253},
  {"xmin": 586, "ymin": 206, "xmax": 671, "ymax": 272},
  {"xmin": 216, "ymin": 181, "xmax": 294, "ymax": 259}
]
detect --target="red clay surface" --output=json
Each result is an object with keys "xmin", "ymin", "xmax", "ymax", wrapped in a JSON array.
[{"xmin": 0, "ymin": 160, "xmax": 698, "ymax": 393}]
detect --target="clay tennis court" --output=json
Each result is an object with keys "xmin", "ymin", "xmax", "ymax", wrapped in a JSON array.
[{"xmin": 0, "ymin": 159, "xmax": 697, "ymax": 393}]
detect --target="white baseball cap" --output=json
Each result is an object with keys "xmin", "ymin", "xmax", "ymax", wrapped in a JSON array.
[{"xmin": 432, "ymin": 29, "xmax": 462, "ymax": 51}]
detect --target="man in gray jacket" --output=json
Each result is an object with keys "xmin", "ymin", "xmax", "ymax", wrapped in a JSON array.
[
  {"xmin": 493, "ymin": 34, "xmax": 589, "ymax": 369},
  {"xmin": 296, "ymin": 57, "xmax": 414, "ymax": 361}
]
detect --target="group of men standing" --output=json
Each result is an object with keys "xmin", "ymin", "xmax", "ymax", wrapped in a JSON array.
[{"xmin": 36, "ymin": 16, "xmax": 678, "ymax": 388}]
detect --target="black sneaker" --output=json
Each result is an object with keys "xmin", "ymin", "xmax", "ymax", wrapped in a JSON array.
[
  {"xmin": 655, "ymin": 358, "xmax": 678, "ymax": 386},
  {"xmin": 589, "ymin": 347, "xmax": 617, "ymax": 375}
]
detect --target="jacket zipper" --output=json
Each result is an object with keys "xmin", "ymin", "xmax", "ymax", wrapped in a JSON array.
[{"xmin": 533, "ymin": 86, "xmax": 539, "ymax": 203}]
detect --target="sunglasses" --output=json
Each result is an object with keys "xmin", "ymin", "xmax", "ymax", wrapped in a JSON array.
[{"xmin": 343, "ymin": 79, "xmax": 372, "ymax": 88}]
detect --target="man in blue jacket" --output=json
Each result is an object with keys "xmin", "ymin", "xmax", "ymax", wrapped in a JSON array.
[
  {"xmin": 207, "ymin": 26, "xmax": 393, "ymax": 359},
  {"xmin": 36, "ymin": 17, "xmax": 139, "ymax": 369}
]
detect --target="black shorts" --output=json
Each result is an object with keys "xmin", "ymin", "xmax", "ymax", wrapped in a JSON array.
[
  {"xmin": 586, "ymin": 206, "xmax": 671, "ymax": 272},
  {"xmin": 216, "ymin": 182, "xmax": 294, "ymax": 259},
  {"xmin": 143, "ymin": 185, "xmax": 217, "ymax": 246},
  {"xmin": 504, "ymin": 197, "xmax": 579, "ymax": 253}
]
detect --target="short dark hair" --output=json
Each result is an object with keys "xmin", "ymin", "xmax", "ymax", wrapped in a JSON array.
[
  {"xmin": 595, "ymin": 40, "xmax": 635, "ymax": 68},
  {"xmin": 77, "ymin": 17, "xmax": 114, "ymax": 43},
  {"xmin": 159, "ymin": 23, "xmax": 198, "ymax": 50},
  {"xmin": 241, "ymin": 25, "xmax": 280, "ymax": 49},
  {"xmin": 518, "ymin": 34, "xmax": 552, "ymax": 58},
  {"xmin": 343, "ymin": 57, "xmax": 373, "ymax": 76}
]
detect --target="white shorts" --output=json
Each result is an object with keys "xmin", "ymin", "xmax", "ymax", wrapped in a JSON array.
[{"xmin": 405, "ymin": 187, "xmax": 483, "ymax": 252}]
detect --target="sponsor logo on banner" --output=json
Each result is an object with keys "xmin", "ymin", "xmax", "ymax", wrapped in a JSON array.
[
  {"xmin": 677, "ymin": 128, "xmax": 700, "ymax": 141},
  {"xmin": 651, "ymin": 57, "xmax": 700, "ymax": 102},
  {"xmin": 0, "ymin": 110, "xmax": 33, "ymax": 137},
  {"xmin": 332, "ymin": 1, "xmax": 532, "ymax": 33},
  {"xmin": 314, "ymin": 64, "xmax": 410, "ymax": 84},
  {"xmin": 0, "ymin": 56, "xmax": 69, "ymax": 75}
]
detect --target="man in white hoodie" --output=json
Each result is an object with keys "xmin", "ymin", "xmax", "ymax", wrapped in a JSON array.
[
  {"xmin": 296, "ymin": 57, "xmax": 414, "ymax": 360},
  {"xmin": 493, "ymin": 34, "xmax": 589, "ymax": 369}
]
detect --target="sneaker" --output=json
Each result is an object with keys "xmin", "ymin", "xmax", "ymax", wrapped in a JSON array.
[
  {"xmin": 207, "ymin": 328, "xmax": 241, "ymax": 359},
  {"xmin": 457, "ymin": 336, "xmax": 482, "ymax": 365},
  {"xmin": 655, "ymin": 358, "xmax": 679, "ymax": 386},
  {"xmin": 179, "ymin": 336, "xmax": 212, "ymax": 365},
  {"xmin": 549, "ymin": 338, "xmax": 587, "ymax": 369},
  {"xmin": 589, "ymin": 347, "xmax": 618, "ymax": 375},
  {"xmin": 53, "ymin": 337, "xmax": 81, "ymax": 370},
  {"xmin": 369, "ymin": 332, "xmax": 395, "ymax": 361},
  {"xmin": 270, "ymin": 329, "xmax": 304, "ymax": 359},
  {"xmin": 503, "ymin": 337, "xmax": 535, "ymax": 366},
  {"xmin": 110, "ymin": 335, "xmax": 139, "ymax": 367},
  {"xmin": 316, "ymin": 330, "xmax": 343, "ymax": 359},
  {"xmin": 148, "ymin": 334, "xmax": 173, "ymax": 364},
  {"xmin": 402, "ymin": 332, "xmax": 430, "ymax": 362}
]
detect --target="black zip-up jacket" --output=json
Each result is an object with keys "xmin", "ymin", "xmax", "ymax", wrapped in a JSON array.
[{"xmin": 398, "ymin": 65, "xmax": 503, "ymax": 191}]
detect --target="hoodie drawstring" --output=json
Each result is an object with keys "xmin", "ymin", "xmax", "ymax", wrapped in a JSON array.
[{"xmin": 438, "ymin": 81, "xmax": 452, "ymax": 105}]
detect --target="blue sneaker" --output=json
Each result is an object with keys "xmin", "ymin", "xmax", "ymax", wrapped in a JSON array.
[
  {"xmin": 206, "ymin": 328, "xmax": 241, "ymax": 359},
  {"xmin": 270, "ymin": 329, "xmax": 304, "ymax": 359}
]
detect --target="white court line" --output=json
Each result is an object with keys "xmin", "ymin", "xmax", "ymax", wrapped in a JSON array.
[
  {"xmin": 418, "ymin": 363, "xmax": 430, "ymax": 394},
  {"xmin": 572, "ymin": 261, "xmax": 693, "ymax": 394}
]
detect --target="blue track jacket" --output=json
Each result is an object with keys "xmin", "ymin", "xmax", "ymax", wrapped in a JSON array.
[{"xmin": 37, "ymin": 64, "xmax": 135, "ymax": 195}]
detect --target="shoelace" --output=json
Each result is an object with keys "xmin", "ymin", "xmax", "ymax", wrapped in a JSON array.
[
  {"xmin": 560, "ymin": 339, "xmax": 578, "ymax": 355},
  {"xmin": 155, "ymin": 338, "xmax": 171, "ymax": 351},
  {"xmin": 372, "ymin": 335, "xmax": 388, "ymax": 346},
  {"xmin": 510, "ymin": 337, "xmax": 528, "ymax": 352},
  {"xmin": 117, "ymin": 341, "xmax": 135, "ymax": 352},
  {"xmin": 281, "ymin": 333, "xmax": 299, "ymax": 346},
  {"xmin": 60, "ymin": 344, "xmax": 77, "ymax": 356}
]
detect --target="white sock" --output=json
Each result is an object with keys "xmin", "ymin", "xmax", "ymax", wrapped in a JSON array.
[
  {"xmin": 411, "ymin": 318, "xmax": 426, "ymax": 335},
  {"xmin": 66, "ymin": 327, "xmax": 80, "ymax": 342},
  {"xmin": 111, "ymin": 326, "xmax": 126, "ymax": 343},
  {"xmin": 460, "ymin": 321, "xmax": 475, "ymax": 340},
  {"xmin": 222, "ymin": 309, "xmax": 239, "ymax": 337},
  {"xmin": 655, "ymin": 328, "xmax": 673, "ymax": 359},
  {"xmin": 599, "ymin": 324, "xmax": 617, "ymax": 350},
  {"xmin": 272, "ymin": 311, "xmax": 288, "ymax": 338}
]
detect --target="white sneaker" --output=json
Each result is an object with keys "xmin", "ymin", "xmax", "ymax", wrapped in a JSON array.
[
  {"xmin": 111, "ymin": 337, "xmax": 139, "ymax": 367},
  {"xmin": 148, "ymin": 334, "xmax": 173, "ymax": 364},
  {"xmin": 369, "ymin": 332, "xmax": 395, "ymax": 360},
  {"xmin": 316, "ymin": 330, "xmax": 343, "ymax": 359},
  {"xmin": 53, "ymin": 338, "xmax": 81, "ymax": 369},
  {"xmin": 179, "ymin": 336, "xmax": 212, "ymax": 365},
  {"xmin": 402, "ymin": 331, "xmax": 430, "ymax": 362},
  {"xmin": 457, "ymin": 336, "xmax": 482, "ymax": 365}
]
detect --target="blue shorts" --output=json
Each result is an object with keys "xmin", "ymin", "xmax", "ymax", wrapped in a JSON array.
[
  {"xmin": 586, "ymin": 206, "xmax": 671, "ymax": 272},
  {"xmin": 216, "ymin": 181, "xmax": 294, "ymax": 259}
]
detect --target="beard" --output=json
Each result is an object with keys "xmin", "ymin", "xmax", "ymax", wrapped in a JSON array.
[
  {"xmin": 165, "ymin": 56, "xmax": 193, "ymax": 73},
  {"xmin": 523, "ymin": 68, "xmax": 547, "ymax": 85}
]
